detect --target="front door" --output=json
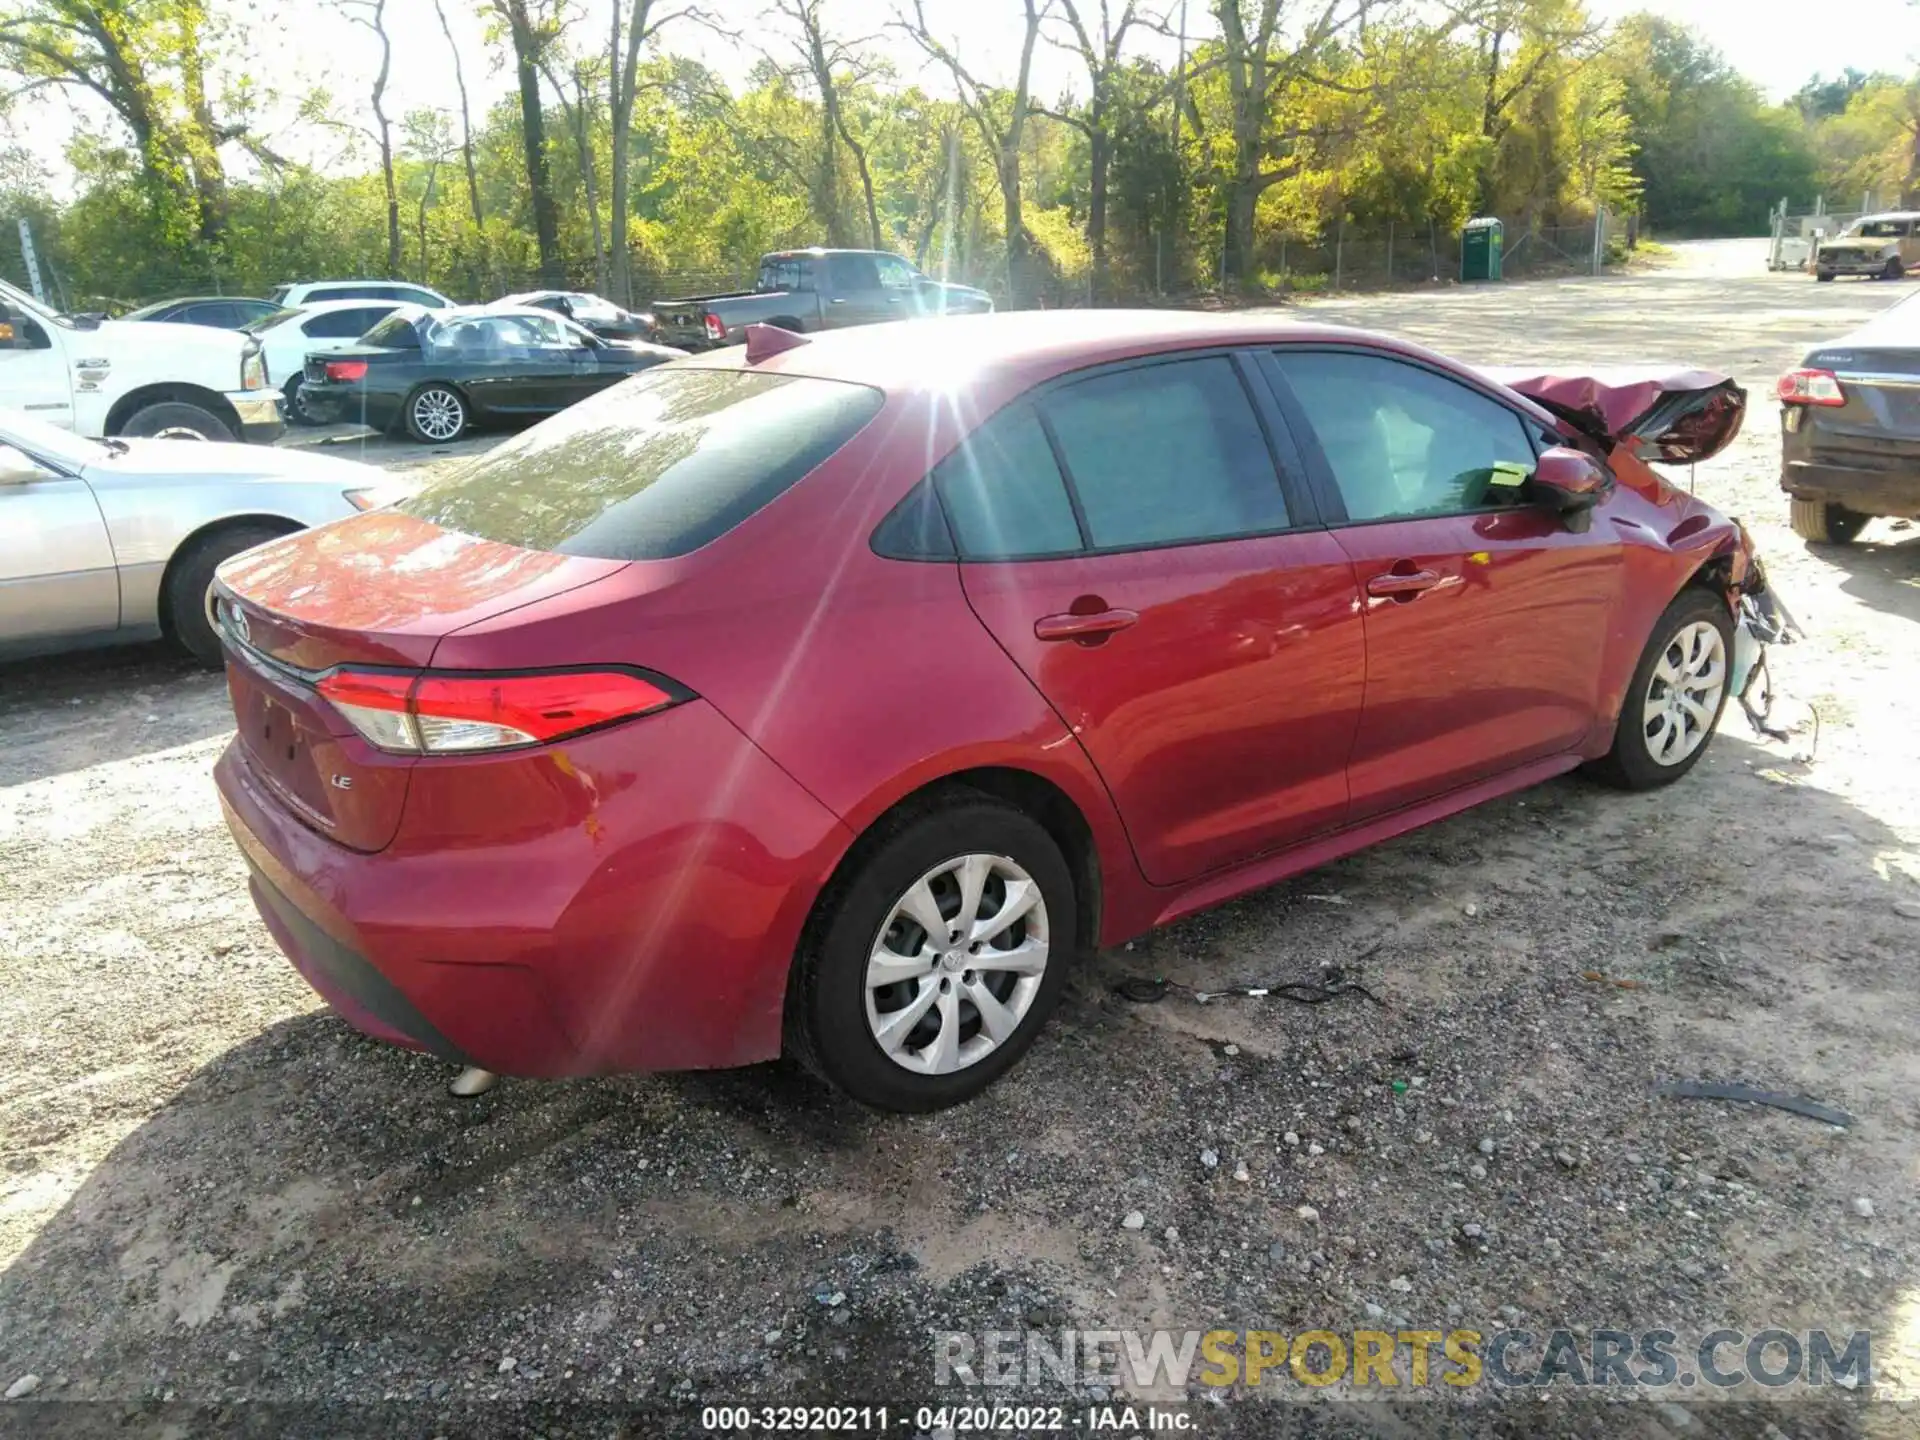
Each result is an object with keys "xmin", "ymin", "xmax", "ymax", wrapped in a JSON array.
[
  {"xmin": 0, "ymin": 444, "xmax": 118, "ymax": 644},
  {"xmin": 823, "ymin": 253, "xmax": 893, "ymax": 329},
  {"xmin": 1267, "ymin": 347, "xmax": 1622, "ymax": 821},
  {"xmin": 0, "ymin": 312, "xmax": 75, "ymax": 426},
  {"xmin": 947, "ymin": 352, "xmax": 1365, "ymax": 886}
]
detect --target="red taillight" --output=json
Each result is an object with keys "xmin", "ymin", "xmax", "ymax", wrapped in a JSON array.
[
  {"xmin": 324, "ymin": 359, "xmax": 369, "ymax": 382},
  {"xmin": 1777, "ymin": 368, "xmax": 1845, "ymax": 407},
  {"xmin": 703, "ymin": 312, "xmax": 727, "ymax": 343},
  {"xmin": 316, "ymin": 668, "xmax": 683, "ymax": 754}
]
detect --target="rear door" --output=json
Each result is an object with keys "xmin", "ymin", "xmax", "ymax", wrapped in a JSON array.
[
  {"xmin": 1266, "ymin": 346, "xmax": 1621, "ymax": 821},
  {"xmin": 952, "ymin": 352, "xmax": 1365, "ymax": 886}
]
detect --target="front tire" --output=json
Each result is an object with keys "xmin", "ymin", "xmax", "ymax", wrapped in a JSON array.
[
  {"xmin": 1589, "ymin": 589, "xmax": 1735, "ymax": 791},
  {"xmin": 404, "ymin": 384, "xmax": 469, "ymax": 444},
  {"xmin": 785, "ymin": 794, "xmax": 1077, "ymax": 1112},
  {"xmin": 1885, "ymin": 258, "xmax": 1906, "ymax": 281},
  {"xmin": 165, "ymin": 523, "xmax": 292, "ymax": 666},
  {"xmin": 120, "ymin": 400, "xmax": 235, "ymax": 442},
  {"xmin": 1790, "ymin": 498, "xmax": 1870, "ymax": 544},
  {"xmin": 1816, "ymin": 270, "xmax": 1836, "ymax": 283}
]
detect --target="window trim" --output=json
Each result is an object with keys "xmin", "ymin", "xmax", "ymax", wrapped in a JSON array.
[
  {"xmin": 1258, "ymin": 344, "xmax": 1563, "ymax": 529},
  {"xmin": 918, "ymin": 347, "xmax": 1325, "ymax": 565}
]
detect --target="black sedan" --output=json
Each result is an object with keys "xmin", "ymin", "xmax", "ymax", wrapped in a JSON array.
[
  {"xmin": 117, "ymin": 295, "xmax": 287, "ymax": 329},
  {"xmin": 494, "ymin": 290, "xmax": 663, "ymax": 343},
  {"xmin": 296, "ymin": 305, "xmax": 685, "ymax": 443}
]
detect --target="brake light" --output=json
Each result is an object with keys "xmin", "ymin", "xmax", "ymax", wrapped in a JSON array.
[
  {"xmin": 704, "ymin": 312, "xmax": 727, "ymax": 343},
  {"xmin": 1777, "ymin": 368, "xmax": 1845, "ymax": 406},
  {"xmin": 324, "ymin": 359, "xmax": 369, "ymax": 382},
  {"xmin": 316, "ymin": 668, "xmax": 684, "ymax": 754}
]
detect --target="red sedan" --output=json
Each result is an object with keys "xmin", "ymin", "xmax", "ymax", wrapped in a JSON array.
[{"xmin": 212, "ymin": 312, "xmax": 1778, "ymax": 1112}]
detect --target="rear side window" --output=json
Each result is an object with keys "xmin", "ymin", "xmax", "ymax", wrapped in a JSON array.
[
  {"xmin": 362, "ymin": 313, "xmax": 422, "ymax": 349},
  {"xmin": 397, "ymin": 368, "xmax": 884, "ymax": 560},
  {"xmin": 1041, "ymin": 356, "xmax": 1289, "ymax": 549},
  {"xmin": 935, "ymin": 404, "xmax": 1083, "ymax": 559}
]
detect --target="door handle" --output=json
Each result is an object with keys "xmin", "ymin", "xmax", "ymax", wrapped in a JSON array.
[
  {"xmin": 1366, "ymin": 569, "xmax": 1443, "ymax": 598},
  {"xmin": 1034, "ymin": 608, "xmax": 1139, "ymax": 643}
]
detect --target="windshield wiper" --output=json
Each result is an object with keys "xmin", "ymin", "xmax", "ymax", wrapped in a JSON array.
[{"xmin": 100, "ymin": 437, "xmax": 130, "ymax": 457}]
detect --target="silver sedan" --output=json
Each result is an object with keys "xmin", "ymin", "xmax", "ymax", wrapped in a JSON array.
[{"xmin": 0, "ymin": 411, "xmax": 400, "ymax": 664}]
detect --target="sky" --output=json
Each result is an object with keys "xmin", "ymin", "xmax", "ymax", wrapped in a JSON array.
[{"xmin": 7, "ymin": 0, "xmax": 1919, "ymax": 193}]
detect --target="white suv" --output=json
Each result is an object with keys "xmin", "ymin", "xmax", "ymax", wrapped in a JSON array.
[{"xmin": 268, "ymin": 280, "xmax": 453, "ymax": 309}]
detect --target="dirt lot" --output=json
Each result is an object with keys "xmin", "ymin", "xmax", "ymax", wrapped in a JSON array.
[{"xmin": 2, "ymin": 241, "xmax": 1918, "ymax": 1438}]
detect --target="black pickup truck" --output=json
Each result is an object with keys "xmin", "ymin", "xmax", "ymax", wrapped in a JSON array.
[{"xmin": 653, "ymin": 249, "xmax": 993, "ymax": 351}]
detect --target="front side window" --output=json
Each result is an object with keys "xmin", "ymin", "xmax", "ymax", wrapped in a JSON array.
[
  {"xmin": 875, "ymin": 255, "xmax": 920, "ymax": 290},
  {"xmin": 935, "ymin": 404, "xmax": 1083, "ymax": 560},
  {"xmin": 397, "ymin": 369, "xmax": 884, "ymax": 560},
  {"xmin": 1272, "ymin": 351, "xmax": 1538, "ymax": 522},
  {"xmin": 1039, "ymin": 356, "xmax": 1289, "ymax": 549}
]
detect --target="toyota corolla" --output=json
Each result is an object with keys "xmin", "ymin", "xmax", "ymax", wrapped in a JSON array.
[{"xmin": 211, "ymin": 312, "xmax": 1782, "ymax": 1112}]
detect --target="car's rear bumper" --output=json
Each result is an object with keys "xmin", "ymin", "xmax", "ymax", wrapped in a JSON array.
[
  {"xmin": 1781, "ymin": 458, "xmax": 1920, "ymax": 518},
  {"xmin": 296, "ymin": 382, "xmax": 397, "ymax": 430},
  {"xmin": 228, "ymin": 390, "xmax": 286, "ymax": 444},
  {"xmin": 214, "ymin": 697, "xmax": 855, "ymax": 1077}
]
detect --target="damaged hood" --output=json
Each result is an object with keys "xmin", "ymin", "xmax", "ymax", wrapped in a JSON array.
[{"xmin": 1485, "ymin": 365, "xmax": 1747, "ymax": 465}]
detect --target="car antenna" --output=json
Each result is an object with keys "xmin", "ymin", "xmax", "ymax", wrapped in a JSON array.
[{"xmin": 744, "ymin": 323, "xmax": 810, "ymax": 364}]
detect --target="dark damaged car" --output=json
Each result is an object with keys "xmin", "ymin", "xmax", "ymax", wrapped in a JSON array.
[{"xmin": 1778, "ymin": 289, "xmax": 1920, "ymax": 542}]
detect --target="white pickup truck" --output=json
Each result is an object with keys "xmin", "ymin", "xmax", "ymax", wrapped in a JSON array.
[{"xmin": 0, "ymin": 276, "xmax": 283, "ymax": 444}]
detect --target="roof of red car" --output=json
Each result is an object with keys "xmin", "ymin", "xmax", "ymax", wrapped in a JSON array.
[{"xmin": 678, "ymin": 309, "xmax": 1431, "ymax": 394}]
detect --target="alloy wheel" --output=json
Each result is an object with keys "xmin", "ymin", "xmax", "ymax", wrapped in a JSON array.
[
  {"xmin": 1642, "ymin": 619, "xmax": 1727, "ymax": 767},
  {"xmin": 411, "ymin": 388, "xmax": 464, "ymax": 441},
  {"xmin": 864, "ymin": 853, "xmax": 1049, "ymax": 1076}
]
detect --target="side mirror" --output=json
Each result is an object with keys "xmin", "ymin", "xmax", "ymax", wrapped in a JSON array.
[{"xmin": 1529, "ymin": 446, "xmax": 1609, "ymax": 530}]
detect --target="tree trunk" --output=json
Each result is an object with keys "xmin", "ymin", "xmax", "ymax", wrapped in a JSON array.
[
  {"xmin": 1000, "ymin": 153, "xmax": 1028, "ymax": 307},
  {"xmin": 1087, "ymin": 125, "xmax": 1110, "ymax": 301},
  {"xmin": 503, "ymin": 0, "xmax": 563, "ymax": 285},
  {"xmin": 367, "ymin": 0, "xmax": 401, "ymax": 275},
  {"xmin": 431, "ymin": 0, "xmax": 485, "ymax": 228},
  {"xmin": 1223, "ymin": 176, "xmax": 1258, "ymax": 287},
  {"xmin": 609, "ymin": 0, "xmax": 663, "ymax": 308},
  {"xmin": 545, "ymin": 62, "xmax": 608, "ymax": 292}
]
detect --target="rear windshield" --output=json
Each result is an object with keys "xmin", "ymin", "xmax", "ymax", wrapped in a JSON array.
[
  {"xmin": 396, "ymin": 367, "xmax": 885, "ymax": 560},
  {"xmin": 362, "ymin": 312, "xmax": 422, "ymax": 348}
]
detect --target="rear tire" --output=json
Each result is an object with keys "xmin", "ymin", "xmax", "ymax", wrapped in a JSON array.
[
  {"xmin": 1588, "ymin": 588, "xmax": 1734, "ymax": 792},
  {"xmin": 1885, "ymin": 258, "xmax": 1907, "ymax": 281},
  {"xmin": 120, "ymin": 400, "xmax": 235, "ymax": 442},
  {"xmin": 403, "ymin": 384, "xmax": 469, "ymax": 443},
  {"xmin": 784, "ymin": 793, "xmax": 1077, "ymax": 1113},
  {"xmin": 164, "ymin": 523, "xmax": 293, "ymax": 666},
  {"xmin": 1790, "ymin": 498, "xmax": 1869, "ymax": 544},
  {"xmin": 283, "ymin": 377, "xmax": 318, "ymax": 426}
]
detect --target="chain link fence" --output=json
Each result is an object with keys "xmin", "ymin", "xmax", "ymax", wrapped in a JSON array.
[{"xmin": 4, "ymin": 214, "xmax": 1622, "ymax": 317}]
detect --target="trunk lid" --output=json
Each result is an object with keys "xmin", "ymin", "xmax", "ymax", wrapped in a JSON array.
[
  {"xmin": 1488, "ymin": 366, "xmax": 1747, "ymax": 465},
  {"xmin": 212, "ymin": 511, "xmax": 627, "ymax": 852},
  {"xmin": 1803, "ymin": 341, "xmax": 1920, "ymax": 452}
]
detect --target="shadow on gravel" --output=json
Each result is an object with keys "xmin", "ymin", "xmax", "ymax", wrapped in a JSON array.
[
  {"xmin": 1831, "ymin": 530, "xmax": 1920, "ymax": 626},
  {"xmin": 0, "ymin": 642, "xmax": 231, "ymax": 787},
  {"xmin": 0, "ymin": 734, "xmax": 1911, "ymax": 1440}
]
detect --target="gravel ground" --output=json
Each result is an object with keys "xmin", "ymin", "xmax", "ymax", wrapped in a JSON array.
[{"xmin": 2, "ymin": 240, "xmax": 1917, "ymax": 1438}]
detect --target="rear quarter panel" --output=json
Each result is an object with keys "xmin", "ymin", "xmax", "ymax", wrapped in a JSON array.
[{"xmin": 429, "ymin": 389, "xmax": 1151, "ymax": 942}]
